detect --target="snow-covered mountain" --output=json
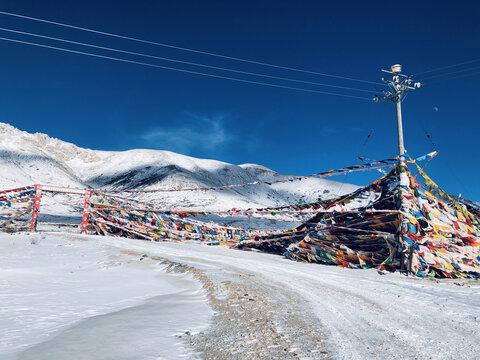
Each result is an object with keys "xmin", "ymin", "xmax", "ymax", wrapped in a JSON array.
[{"xmin": 0, "ymin": 122, "xmax": 358, "ymax": 210}]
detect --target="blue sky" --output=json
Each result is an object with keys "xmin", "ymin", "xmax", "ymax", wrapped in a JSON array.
[{"xmin": 0, "ymin": 0, "xmax": 478, "ymax": 200}]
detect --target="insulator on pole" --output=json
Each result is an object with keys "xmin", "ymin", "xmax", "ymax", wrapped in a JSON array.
[{"xmin": 375, "ymin": 64, "xmax": 422, "ymax": 160}]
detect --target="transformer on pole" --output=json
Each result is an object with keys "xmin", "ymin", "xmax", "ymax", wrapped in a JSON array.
[{"xmin": 374, "ymin": 64, "xmax": 422, "ymax": 162}]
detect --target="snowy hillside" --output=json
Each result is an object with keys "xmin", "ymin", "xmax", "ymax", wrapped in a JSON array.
[{"xmin": 0, "ymin": 122, "xmax": 358, "ymax": 210}]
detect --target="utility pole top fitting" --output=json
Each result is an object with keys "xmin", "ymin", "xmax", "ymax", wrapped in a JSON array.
[{"xmin": 390, "ymin": 64, "xmax": 402, "ymax": 74}]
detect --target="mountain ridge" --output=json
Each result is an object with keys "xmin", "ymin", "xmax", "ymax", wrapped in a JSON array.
[{"xmin": 0, "ymin": 122, "xmax": 358, "ymax": 210}]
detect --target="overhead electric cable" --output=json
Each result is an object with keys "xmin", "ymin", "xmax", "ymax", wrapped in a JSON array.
[
  {"xmin": 0, "ymin": 10, "xmax": 377, "ymax": 85},
  {"xmin": 419, "ymin": 65, "xmax": 480, "ymax": 81},
  {"xmin": 423, "ymin": 69, "xmax": 480, "ymax": 84},
  {"xmin": 0, "ymin": 27, "xmax": 376, "ymax": 94},
  {"xmin": 0, "ymin": 36, "xmax": 373, "ymax": 100},
  {"xmin": 413, "ymin": 58, "xmax": 480, "ymax": 76}
]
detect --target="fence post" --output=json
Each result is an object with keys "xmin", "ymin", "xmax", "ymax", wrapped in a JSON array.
[
  {"xmin": 81, "ymin": 190, "xmax": 92, "ymax": 234},
  {"xmin": 30, "ymin": 185, "xmax": 42, "ymax": 232}
]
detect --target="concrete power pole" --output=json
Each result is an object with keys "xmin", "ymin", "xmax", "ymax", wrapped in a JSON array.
[{"xmin": 374, "ymin": 64, "xmax": 422, "ymax": 162}]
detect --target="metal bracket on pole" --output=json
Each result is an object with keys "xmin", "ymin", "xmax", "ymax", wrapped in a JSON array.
[{"xmin": 373, "ymin": 64, "xmax": 422, "ymax": 161}]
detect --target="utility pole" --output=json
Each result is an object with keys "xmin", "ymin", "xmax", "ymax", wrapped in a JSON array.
[{"xmin": 374, "ymin": 64, "xmax": 422, "ymax": 162}]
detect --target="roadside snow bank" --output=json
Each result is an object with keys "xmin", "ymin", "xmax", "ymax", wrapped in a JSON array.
[{"xmin": 0, "ymin": 233, "xmax": 212, "ymax": 360}]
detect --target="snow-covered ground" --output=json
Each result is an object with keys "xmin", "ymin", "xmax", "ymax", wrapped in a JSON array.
[
  {"xmin": 0, "ymin": 233, "xmax": 212, "ymax": 360},
  {"xmin": 103, "ymin": 238, "xmax": 480, "ymax": 359},
  {"xmin": 2, "ymin": 232, "xmax": 479, "ymax": 359}
]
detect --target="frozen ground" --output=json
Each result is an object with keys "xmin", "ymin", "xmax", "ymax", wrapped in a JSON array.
[
  {"xmin": 1, "ymin": 232, "xmax": 480, "ymax": 359},
  {"xmin": 0, "ymin": 233, "xmax": 212, "ymax": 360}
]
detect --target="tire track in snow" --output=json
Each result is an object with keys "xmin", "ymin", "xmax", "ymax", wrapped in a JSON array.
[{"xmin": 100, "ymin": 238, "xmax": 480, "ymax": 360}]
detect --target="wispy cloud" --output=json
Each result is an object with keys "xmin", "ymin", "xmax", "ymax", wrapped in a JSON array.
[
  {"xmin": 320, "ymin": 126, "xmax": 338, "ymax": 135},
  {"xmin": 140, "ymin": 113, "xmax": 234, "ymax": 156}
]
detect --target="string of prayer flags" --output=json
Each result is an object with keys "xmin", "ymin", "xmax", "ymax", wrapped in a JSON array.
[{"xmin": 235, "ymin": 162, "xmax": 479, "ymax": 279}]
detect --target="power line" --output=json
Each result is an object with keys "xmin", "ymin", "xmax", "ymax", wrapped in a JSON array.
[
  {"xmin": 0, "ymin": 10, "xmax": 377, "ymax": 85},
  {"xmin": 419, "ymin": 65, "xmax": 480, "ymax": 81},
  {"xmin": 423, "ymin": 68, "xmax": 480, "ymax": 84},
  {"xmin": 0, "ymin": 36, "xmax": 373, "ymax": 100},
  {"xmin": 0, "ymin": 27, "xmax": 376, "ymax": 94},
  {"xmin": 413, "ymin": 58, "xmax": 480, "ymax": 76}
]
